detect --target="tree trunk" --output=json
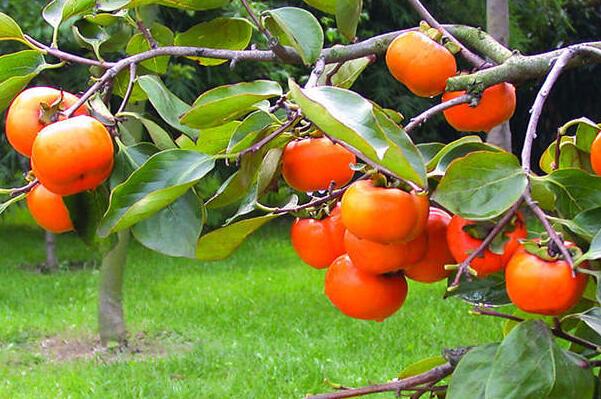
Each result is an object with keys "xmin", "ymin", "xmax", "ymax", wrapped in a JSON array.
[
  {"xmin": 98, "ymin": 230, "xmax": 130, "ymax": 347},
  {"xmin": 42, "ymin": 232, "xmax": 58, "ymax": 273},
  {"xmin": 486, "ymin": 0, "xmax": 512, "ymax": 151}
]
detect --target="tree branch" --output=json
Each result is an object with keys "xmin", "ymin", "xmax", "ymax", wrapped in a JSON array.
[
  {"xmin": 24, "ymin": 35, "xmax": 115, "ymax": 68},
  {"xmin": 136, "ymin": 20, "xmax": 158, "ymax": 49},
  {"xmin": 305, "ymin": 363, "xmax": 454, "ymax": 399},
  {"xmin": 405, "ymin": 94, "xmax": 472, "ymax": 134},
  {"xmin": 116, "ymin": 63, "xmax": 138, "ymax": 115},
  {"xmin": 445, "ymin": 25, "xmax": 513, "ymax": 65},
  {"xmin": 0, "ymin": 179, "xmax": 39, "ymax": 197},
  {"xmin": 406, "ymin": 0, "xmax": 487, "ymax": 67}
]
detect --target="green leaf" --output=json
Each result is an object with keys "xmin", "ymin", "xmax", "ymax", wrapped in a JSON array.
[
  {"xmin": 195, "ymin": 121, "xmax": 241, "ymax": 155},
  {"xmin": 430, "ymin": 142, "xmax": 502, "ymax": 176},
  {"xmin": 566, "ymin": 307, "xmax": 601, "ymax": 337},
  {"xmin": 72, "ymin": 24, "xmax": 110, "ymax": 61},
  {"xmin": 336, "ymin": 0, "xmax": 362, "ymax": 41},
  {"xmin": 127, "ymin": 0, "xmax": 230, "ymax": 10},
  {"xmin": 0, "ymin": 193, "xmax": 26, "ymax": 216},
  {"xmin": 126, "ymin": 23, "xmax": 174, "ymax": 74},
  {"xmin": 43, "ymin": 0, "xmax": 95, "ymax": 39},
  {"xmin": 131, "ymin": 190, "xmax": 202, "ymax": 258},
  {"xmin": 227, "ymin": 111, "xmax": 278, "ymax": 154},
  {"xmin": 432, "ymin": 151, "xmax": 527, "ymax": 220},
  {"xmin": 425, "ymin": 135, "xmax": 483, "ymax": 170},
  {"xmin": 539, "ymin": 136, "xmax": 591, "ymax": 174},
  {"xmin": 137, "ymin": 75, "xmax": 198, "ymax": 138},
  {"xmin": 579, "ymin": 229, "xmax": 601, "ymax": 264},
  {"xmin": 0, "ymin": 51, "xmax": 49, "ymax": 112},
  {"xmin": 288, "ymin": 81, "xmax": 427, "ymax": 188},
  {"xmin": 196, "ymin": 214, "xmax": 279, "ymax": 260},
  {"xmin": 263, "ymin": 7, "xmax": 324, "ymax": 65},
  {"xmin": 575, "ymin": 119, "xmax": 600, "ymax": 153},
  {"xmin": 417, "ymin": 142, "xmax": 445, "ymax": 165},
  {"xmin": 120, "ymin": 113, "xmax": 176, "ymax": 150},
  {"xmin": 445, "ymin": 272, "xmax": 511, "ymax": 306},
  {"xmin": 546, "ymin": 349, "xmax": 594, "ymax": 399},
  {"xmin": 174, "ymin": 17, "xmax": 253, "ymax": 66},
  {"xmin": 302, "ymin": 0, "xmax": 335, "ymax": 14},
  {"xmin": 572, "ymin": 207, "xmax": 601, "ymax": 239},
  {"xmin": 98, "ymin": 150, "xmax": 215, "ymax": 236},
  {"xmin": 84, "ymin": 10, "xmax": 128, "ymax": 26},
  {"xmin": 0, "ymin": 12, "xmax": 27, "ymax": 44},
  {"xmin": 96, "ymin": 0, "xmax": 132, "ymax": 11},
  {"xmin": 530, "ymin": 177, "xmax": 556, "ymax": 211},
  {"xmin": 397, "ymin": 356, "xmax": 447, "ymax": 379},
  {"xmin": 543, "ymin": 168, "xmax": 601, "ymax": 219},
  {"xmin": 316, "ymin": 57, "xmax": 371, "ymax": 89},
  {"xmin": 447, "ymin": 344, "xmax": 499, "ymax": 399},
  {"xmin": 64, "ymin": 187, "xmax": 110, "ymax": 247},
  {"xmin": 113, "ymin": 66, "xmax": 148, "ymax": 103},
  {"xmin": 180, "ymin": 80, "xmax": 282, "ymax": 129},
  {"xmin": 110, "ymin": 142, "xmax": 158, "ymax": 188}
]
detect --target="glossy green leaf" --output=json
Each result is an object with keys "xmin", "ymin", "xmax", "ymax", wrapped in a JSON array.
[
  {"xmin": 227, "ymin": 111, "xmax": 278, "ymax": 154},
  {"xmin": 96, "ymin": 0, "xmax": 131, "ymax": 11},
  {"xmin": 571, "ymin": 207, "xmax": 601, "ymax": 239},
  {"xmin": 0, "ymin": 193, "xmax": 26, "ymax": 217},
  {"xmin": 127, "ymin": 0, "xmax": 230, "ymax": 10},
  {"xmin": 180, "ymin": 80, "xmax": 282, "ymax": 129},
  {"xmin": 417, "ymin": 142, "xmax": 445, "ymax": 164},
  {"xmin": 72, "ymin": 24, "xmax": 110, "ymax": 61},
  {"xmin": 110, "ymin": 142, "xmax": 159, "ymax": 188},
  {"xmin": 289, "ymin": 81, "xmax": 427, "ymax": 188},
  {"xmin": 84, "ymin": 10, "xmax": 127, "ymax": 26},
  {"xmin": 121, "ymin": 113, "xmax": 176, "ymax": 150},
  {"xmin": 43, "ymin": 0, "xmax": 95, "ymax": 37},
  {"xmin": 431, "ymin": 142, "xmax": 502, "ymax": 176},
  {"xmin": 98, "ymin": 150, "xmax": 215, "ymax": 236},
  {"xmin": 0, "ymin": 51, "xmax": 49, "ymax": 112},
  {"xmin": 195, "ymin": 121, "xmax": 241, "ymax": 155},
  {"xmin": 316, "ymin": 57, "xmax": 371, "ymax": 89},
  {"xmin": 336, "ymin": 0, "xmax": 362, "ymax": 41},
  {"xmin": 425, "ymin": 135, "xmax": 483, "ymax": 171},
  {"xmin": 263, "ymin": 7, "xmax": 324, "ymax": 65},
  {"xmin": 126, "ymin": 23, "xmax": 174, "ymax": 74},
  {"xmin": 530, "ymin": 177, "xmax": 556, "ymax": 211},
  {"xmin": 575, "ymin": 119, "xmax": 600, "ymax": 153},
  {"xmin": 579, "ymin": 229, "xmax": 601, "ymax": 264},
  {"xmin": 137, "ymin": 75, "xmax": 198, "ymax": 138},
  {"xmin": 302, "ymin": 0, "xmax": 335, "ymax": 14},
  {"xmin": 64, "ymin": 187, "xmax": 110, "ymax": 247},
  {"xmin": 445, "ymin": 272, "xmax": 511, "ymax": 306},
  {"xmin": 0, "ymin": 12, "xmax": 27, "ymax": 44},
  {"xmin": 540, "ymin": 136, "xmax": 591, "ymax": 174},
  {"xmin": 447, "ymin": 344, "xmax": 499, "ymax": 399},
  {"xmin": 397, "ymin": 356, "xmax": 447, "ymax": 379},
  {"xmin": 432, "ymin": 151, "xmax": 527, "ymax": 220},
  {"xmin": 543, "ymin": 168, "xmax": 601, "ymax": 219},
  {"xmin": 196, "ymin": 214, "xmax": 279, "ymax": 261},
  {"xmin": 566, "ymin": 307, "xmax": 601, "ymax": 337},
  {"xmin": 174, "ymin": 18, "xmax": 253, "ymax": 66},
  {"xmin": 113, "ymin": 67, "xmax": 148, "ymax": 102},
  {"xmin": 131, "ymin": 190, "xmax": 202, "ymax": 258}
]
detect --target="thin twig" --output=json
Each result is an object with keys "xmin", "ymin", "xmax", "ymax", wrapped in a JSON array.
[
  {"xmin": 273, "ymin": 189, "xmax": 346, "ymax": 215},
  {"xmin": 449, "ymin": 199, "xmax": 522, "ymax": 288},
  {"xmin": 523, "ymin": 191, "xmax": 574, "ymax": 269},
  {"xmin": 305, "ymin": 363, "xmax": 454, "ymax": 399},
  {"xmin": 405, "ymin": 0, "xmax": 487, "ymax": 68},
  {"xmin": 239, "ymin": 0, "xmax": 289, "ymax": 59},
  {"xmin": 405, "ymin": 94, "xmax": 472, "ymax": 134},
  {"xmin": 136, "ymin": 20, "xmax": 158, "ymax": 49},
  {"xmin": 236, "ymin": 111, "xmax": 301, "ymax": 159},
  {"xmin": 116, "ymin": 63, "xmax": 138, "ymax": 114},
  {"xmin": 24, "ymin": 35, "xmax": 115, "ymax": 68},
  {"xmin": 3, "ymin": 179, "xmax": 39, "ymax": 197},
  {"xmin": 305, "ymin": 57, "xmax": 327, "ymax": 88}
]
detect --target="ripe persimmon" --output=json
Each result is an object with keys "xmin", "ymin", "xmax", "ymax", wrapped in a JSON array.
[
  {"xmin": 505, "ymin": 243, "xmax": 587, "ymax": 315},
  {"xmin": 344, "ymin": 229, "xmax": 427, "ymax": 275},
  {"xmin": 282, "ymin": 136, "xmax": 356, "ymax": 192},
  {"xmin": 26, "ymin": 183, "xmax": 73, "ymax": 233},
  {"xmin": 446, "ymin": 213, "xmax": 527, "ymax": 278},
  {"xmin": 341, "ymin": 180, "xmax": 429, "ymax": 243},
  {"xmin": 404, "ymin": 207, "xmax": 454, "ymax": 283},
  {"xmin": 290, "ymin": 205, "xmax": 345, "ymax": 269},
  {"xmin": 385, "ymin": 31, "xmax": 457, "ymax": 97},
  {"xmin": 324, "ymin": 255, "xmax": 407, "ymax": 321},
  {"xmin": 5, "ymin": 87, "xmax": 88, "ymax": 157},
  {"xmin": 31, "ymin": 115, "xmax": 114, "ymax": 196},
  {"xmin": 591, "ymin": 131, "xmax": 601, "ymax": 176},
  {"xmin": 442, "ymin": 82, "xmax": 516, "ymax": 132}
]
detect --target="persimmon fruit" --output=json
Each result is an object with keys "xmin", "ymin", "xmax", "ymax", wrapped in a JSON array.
[
  {"xmin": 31, "ymin": 115, "xmax": 114, "ymax": 196},
  {"xmin": 324, "ymin": 255, "xmax": 408, "ymax": 321},
  {"xmin": 282, "ymin": 136, "xmax": 356, "ymax": 192},
  {"xmin": 341, "ymin": 180, "xmax": 429, "ymax": 243},
  {"xmin": 290, "ymin": 205, "xmax": 345, "ymax": 269},
  {"xmin": 5, "ymin": 87, "xmax": 88, "ymax": 157},
  {"xmin": 505, "ymin": 244, "xmax": 587, "ymax": 316},
  {"xmin": 385, "ymin": 31, "xmax": 457, "ymax": 97},
  {"xmin": 26, "ymin": 184, "xmax": 73, "ymax": 233},
  {"xmin": 591, "ymin": 130, "xmax": 601, "ymax": 176},
  {"xmin": 447, "ymin": 213, "xmax": 527, "ymax": 278},
  {"xmin": 442, "ymin": 82, "xmax": 516, "ymax": 132},
  {"xmin": 404, "ymin": 207, "xmax": 454, "ymax": 283}
]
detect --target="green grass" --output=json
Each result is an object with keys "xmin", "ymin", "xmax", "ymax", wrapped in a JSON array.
[{"xmin": 0, "ymin": 207, "xmax": 501, "ymax": 398}]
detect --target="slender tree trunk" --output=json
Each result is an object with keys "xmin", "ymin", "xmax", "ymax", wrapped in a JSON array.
[
  {"xmin": 43, "ymin": 232, "xmax": 58, "ymax": 273},
  {"xmin": 486, "ymin": 0, "xmax": 512, "ymax": 151},
  {"xmin": 98, "ymin": 230, "xmax": 130, "ymax": 347}
]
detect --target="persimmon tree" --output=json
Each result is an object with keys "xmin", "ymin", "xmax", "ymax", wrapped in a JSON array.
[{"xmin": 1, "ymin": 0, "xmax": 601, "ymax": 397}]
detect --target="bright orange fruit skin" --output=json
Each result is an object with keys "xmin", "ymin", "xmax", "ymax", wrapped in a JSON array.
[
  {"xmin": 442, "ymin": 83, "xmax": 517, "ymax": 132},
  {"xmin": 404, "ymin": 207, "xmax": 454, "ymax": 283},
  {"xmin": 5, "ymin": 87, "xmax": 88, "ymax": 157},
  {"xmin": 344, "ymin": 229, "xmax": 427, "ymax": 275},
  {"xmin": 26, "ymin": 184, "xmax": 74, "ymax": 233},
  {"xmin": 505, "ymin": 245, "xmax": 588, "ymax": 316},
  {"xmin": 282, "ymin": 137, "xmax": 356, "ymax": 192},
  {"xmin": 385, "ymin": 31, "xmax": 457, "ymax": 97},
  {"xmin": 290, "ymin": 205, "xmax": 346, "ymax": 269},
  {"xmin": 446, "ymin": 213, "xmax": 527, "ymax": 278},
  {"xmin": 341, "ymin": 180, "xmax": 429, "ymax": 243},
  {"xmin": 31, "ymin": 115, "xmax": 114, "ymax": 196},
  {"xmin": 591, "ymin": 131, "xmax": 601, "ymax": 176},
  {"xmin": 324, "ymin": 255, "xmax": 408, "ymax": 322}
]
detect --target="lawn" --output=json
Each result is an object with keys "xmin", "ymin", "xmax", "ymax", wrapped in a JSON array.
[{"xmin": 0, "ymin": 207, "xmax": 501, "ymax": 398}]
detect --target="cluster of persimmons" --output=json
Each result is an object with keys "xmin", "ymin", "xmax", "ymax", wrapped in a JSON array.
[
  {"xmin": 283, "ymin": 28, "xmax": 593, "ymax": 321},
  {"xmin": 5, "ymin": 87, "xmax": 114, "ymax": 234}
]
